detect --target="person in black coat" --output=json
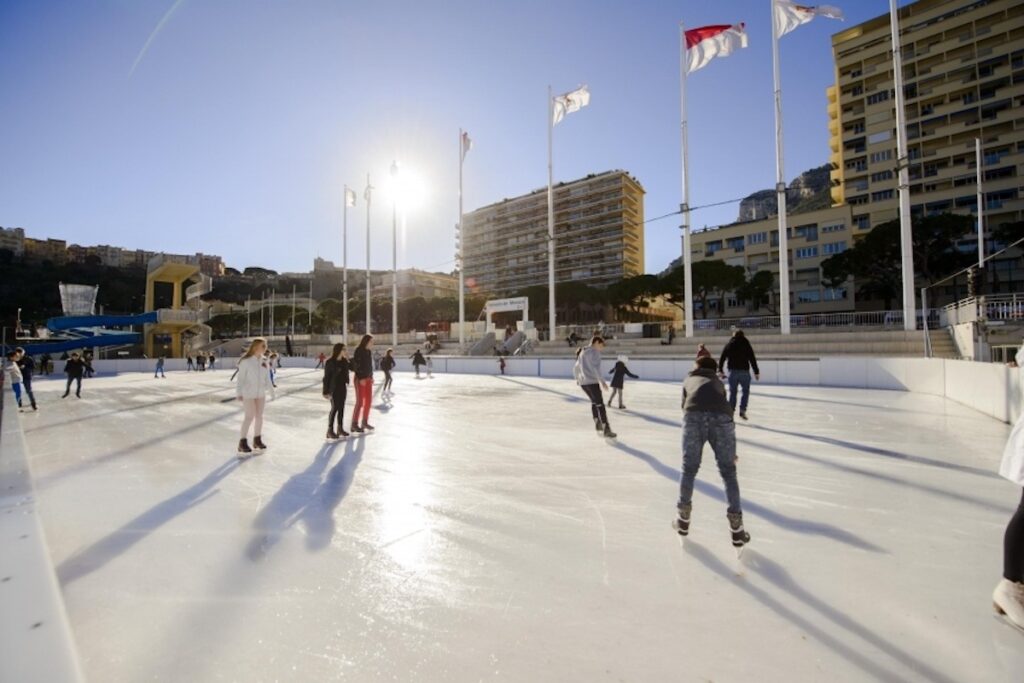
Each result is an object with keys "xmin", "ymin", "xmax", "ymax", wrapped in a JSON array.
[
  {"xmin": 15, "ymin": 349, "xmax": 38, "ymax": 411},
  {"xmin": 380, "ymin": 349, "xmax": 396, "ymax": 393},
  {"xmin": 607, "ymin": 356, "xmax": 639, "ymax": 409},
  {"xmin": 322, "ymin": 343, "xmax": 351, "ymax": 440},
  {"xmin": 62, "ymin": 352, "xmax": 87, "ymax": 398},
  {"xmin": 718, "ymin": 329, "xmax": 760, "ymax": 419},
  {"xmin": 410, "ymin": 349, "xmax": 426, "ymax": 378}
]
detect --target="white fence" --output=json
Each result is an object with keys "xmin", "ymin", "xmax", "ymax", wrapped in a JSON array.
[{"xmin": 940, "ymin": 294, "xmax": 1024, "ymax": 326}]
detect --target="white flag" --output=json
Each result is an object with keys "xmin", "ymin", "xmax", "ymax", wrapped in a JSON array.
[
  {"xmin": 685, "ymin": 24, "xmax": 748, "ymax": 74},
  {"xmin": 345, "ymin": 187, "xmax": 356, "ymax": 207},
  {"xmin": 552, "ymin": 85, "xmax": 590, "ymax": 126},
  {"xmin": 774, "ymin": 1, "xmax": 844, "ymax": 38},
  {"xmin": 461, "ymin": 130, "xmax": 472, "ymax": 161}
]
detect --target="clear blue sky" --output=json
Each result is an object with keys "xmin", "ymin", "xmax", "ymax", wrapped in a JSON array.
[{"xmin": 0, "ymin": 0, "xmax": 905, "ymax": 275}]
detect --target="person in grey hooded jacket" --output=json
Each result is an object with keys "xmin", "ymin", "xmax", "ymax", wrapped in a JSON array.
[{"xmin": 573, "ymin": 336, "xmax": 615, "ymax": 438}]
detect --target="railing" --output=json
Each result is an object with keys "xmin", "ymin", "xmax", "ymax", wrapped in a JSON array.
[
  {"xmin": 940, "ymin": 294, "xmax": 1024, "ymax": 327},
  {"xmin": 687, "ymin": 310, "xmax": 936, "ymax": 333},
  {"xmin": 185, "ymin": 274, "xmax": 213, "ymax": 301}
]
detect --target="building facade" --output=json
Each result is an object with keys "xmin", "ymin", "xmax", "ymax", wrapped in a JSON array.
[
  {"xmin": 24, "ymin": 237, "xmax": 68, "ymax": 264},
  {"xmin": 461, "ymin": 170, "xmax": 645, "ymax": 296},
  {"xmin": 0, "ymin": 226, "xmax": 25, "ymax": 256},
  {"xmin": 376, "ymin": 269, "xmax": 458, "ymax": 300}
]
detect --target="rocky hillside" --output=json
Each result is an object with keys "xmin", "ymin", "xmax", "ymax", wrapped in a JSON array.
[{"xmin": 737, "ymin": 164, "xmax": 832, "ymax": 221}]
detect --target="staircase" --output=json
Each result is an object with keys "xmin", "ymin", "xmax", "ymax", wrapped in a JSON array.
[{"xmin": 928, "ymin": 328, "xmax": 959, "ymax": 359}]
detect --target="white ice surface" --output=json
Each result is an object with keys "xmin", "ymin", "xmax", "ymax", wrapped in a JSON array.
[{"xmin": 17, "ymin": 368, "xmax": 1024, "ymax": 682}]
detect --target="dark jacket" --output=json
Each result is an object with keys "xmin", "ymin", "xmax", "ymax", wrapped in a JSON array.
[
  {"xmin": 322, "ymin": 357, "xmax": 350, "ymax": 395},
  {"xmin": 682, "ymin": 368, "xmax": 733, "ymax": 417},
  {"xmin": 608, "ymin": 361, "xmax": 638, "ymax": 389},
  {"xmin": 719, "ymin": 335, "xmax": 759, "ymax": 374},
  {"xmin": 351, "ymin": 347, "xmax": 374, "ymax": 380},
  {"xmin": 380, "ymin": 355, "xmax": 396, "ymax": 372},
  {"xmin": 410, "ymin": 351, "xmax": 426, "ymax": 367},
  {"xmin": 17, "ymin": 355, "xmax": 35, "ymax": 378},
  {"xmin": 64, "ymin": 358, "xmax": 86, "ymax": 378}
]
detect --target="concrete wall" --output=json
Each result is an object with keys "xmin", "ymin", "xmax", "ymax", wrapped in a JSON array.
[{"xmin": 81, "ymin": 355, "xmax": 1022, "ymax": 424}]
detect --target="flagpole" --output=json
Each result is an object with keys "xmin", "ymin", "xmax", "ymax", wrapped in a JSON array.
[
  {"xmin": 771, "ymin": 2, "xmax": 792, "ymax": 335},
  {"xmin": 291, "ymin": 284, "xmax": 296, "ymax": 338},
  {"xmin": 343, "ymin": 184, "xmax": 349, "ymax": 343},
  {"xmin": 976, "ymin": 137, "xmax": 984, "ymax": 269},
  {"xmin": 888, "ymin": 0, "xmax": 916, "ymax": 331},
  {"xmin": 547, "ymin": 85, "xmax": 557, "ymax": 341},
  {"xmin": 366, "ymin": 173, "xmax": 372, "ymax": 335},
  {"xmin": 391, "ymin": 161, "xmax": 399, "ymax": 349},
  {"xmin": 679, "ymin": 23, "xmax": 694, "ymax": 339},
  {"xmin": 308, "ymin": 278, "xmax": 312, "ymax": 331},
  {"xmin": 458, "ymin": 128, "xmax": 466, "ymax": 348}
]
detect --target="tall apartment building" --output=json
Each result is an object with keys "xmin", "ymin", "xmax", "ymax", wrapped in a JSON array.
[
  {"xmin": 829, "ymin": 0, "xmax": 1022, "ymax": 237},
  {"xmin": 24, "ymin": 237, "xmax": 68, "ymax": 264},
  {"xmin": 0, "ymin": 226, "xmax": 25, "ymax": 256},
  {"xmin": 461, "ymin": 170, "xmax": 644, "ymax": 296},
  {"xmin": 377, "ymin": 269, "xmax": 458, "ymax": 300}
]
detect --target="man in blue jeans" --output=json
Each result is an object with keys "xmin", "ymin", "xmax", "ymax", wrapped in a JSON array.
[
  {"xmin": 674, "ymin": 356, "xmax": 750, "ymax": 550},
  {"xmin": 718, "ymin": 329, "xmax": 760, "ymax": 420}
]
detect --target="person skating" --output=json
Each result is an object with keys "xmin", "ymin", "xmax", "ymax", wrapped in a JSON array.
[
  {"xmin": 696, "ymin": 343, "xmax": 711, "ymax": 360},
  {"xmin": 322, "ymin": 343, "xmax": 351, "ymax": 440},
  {"xmin": 410, "ymin": 349, "xmax": 426, "ymax": 378},
  {"xmin": 269, "ymin": 352, "xmax": 279, "ymax": 387},
  {"xmin": 607, "ymin": 355, "xmax": 638, "ymax": 410},
  {"xmin": 994, "ymin": 342, "xmax": 1024, "ymax": 630},
  {"xmin": 186, "ymin": 354, "xmax": 195, "ymax": 371},
  {"xmin": 83, "ymin": 352, "xmax": 94, "ymax": 378},
  {"xmin": 62, "ymin": 352, "xmax": 86, "ymax": 398},
  {"xmin": 499, "ymin": 356, "xmax": 506, "ymax": 375},
  {"xmin": 316, "ymin": 352, "xmax": 326, "ymax": 369},
  {"xmin": 674, "ymin": 356, "xmax": 749, "ymax": 553},
  {"xmin": 208, "ymin": 353, "xmax": 215, "ymax": 370},
  {"xmin": 573, "ymin": 336, "xmax": 615, "ymax": 438},
  {"xmin": 719, "ymin": 329, "xmax": 759, "ymax": 420},
  {"xmin": 154, "ymin": 356, "xmax": 166, "ymax": 378},
  {"xmin": 5, "ymin": 352, "xmax": 25, "ymax": 411},
  {"xmin": 380, "ymin": 348, "xmax": 396, "ymax": 394},
  {"xmin": 14, "ymin": 348, "xmax": 38, "ymax": 411},
  {"xmin": 235, "ymin": 337, "xmax": 271, "ymax": 456},
  {"xmin": 41, "ymin": 352, "xmax": 52, "ymax": 376},
  {"xmin": 350, "ymin": 334, "xmax": 375, "ymax": 433}
]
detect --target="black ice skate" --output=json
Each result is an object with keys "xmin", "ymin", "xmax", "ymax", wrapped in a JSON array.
[
  {"xmin": 237, "ymin": 438, "xmax": 253, "ymax": 457},
  {"xmin": 351, "ymin": 423, "xmax": 364, "ymax": 434},
  {"xmin": 602, "ymin": 424, "xmax": 616, "ymax": 439},
  {"xmin": 252, "ymin": 436, "xmax": 267, "ymax": 452},
  {"xmin": 727, "ymin": 512, "xmax": 751, "ymax": 554},
  {"xmin": 739, "ymin": 411, "xmax": 748, "ymax": 420},
  {"xmin": 672, "ymin": 504, "xmax": 692, "ymax": 536},
  {"xmin": 326, "ymin": 429, "xmax": 339, "ymax": 441},
  {"xmin": 338, "ymin": 428, "xmax": 350, "ymax": 438},
  {"xmin": 362, "ymin": 422, "xmax": 375, "ymax": 431},
  {"xmin": 594, "ymin": 417, "xmax": 603, "ymax": 432}
]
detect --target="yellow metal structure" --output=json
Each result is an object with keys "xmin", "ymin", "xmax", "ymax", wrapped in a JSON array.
[{"xmin": 144, "ymin": 258, "xmax": 202, "ymax": 358}]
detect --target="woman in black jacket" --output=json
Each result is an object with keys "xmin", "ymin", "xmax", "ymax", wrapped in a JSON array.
[
  {"xmin": 322, "ymin": 343, "xmax": 351, "ymax": 440},
  {"xmin": 607, "ymin": 356, "xmax": 639, "ymax": 410},
  {"xmin": 410, "ymin": 349, "xmax": 426, "ymax": 378},
  {"xmin": 380, "ymin": 348, "xmax": 396, "ymax": 394},
  {"xmin": 350, "ymin": 334, "xmax": 375, "ymax": 433}
]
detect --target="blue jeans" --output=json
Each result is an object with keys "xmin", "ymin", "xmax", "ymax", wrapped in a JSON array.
[
  {"xmin": 11, "ymin": 382, "xmax": 22, "ymax": 406},
  {"xmin": 678, "ymin": 411, "xmax": 742, "ymax": 514},
  {"xmin": 728, "ymin": 370, "xmax": 752, "ymax": 412}
]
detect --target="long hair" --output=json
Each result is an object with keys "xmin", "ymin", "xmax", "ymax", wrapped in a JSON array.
[
  {"xmin": 240, "ymin": 337, "xmax": 267, "ymax": 360},
  {"xmin": 331, "ymin": 343, "xmax": 345, "ymax": 360},
  {"xmin": 385, "ymin": 348, "xmax": 393, "ymax": 357},
  {"xmin": 356, "ymin": 334, "xmax": 373, "ymax": 351}
]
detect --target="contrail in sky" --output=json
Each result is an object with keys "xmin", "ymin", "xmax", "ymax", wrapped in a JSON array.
[{"xmin": 129, "ymin": 0, "xmax": 187, "ymax": 78}]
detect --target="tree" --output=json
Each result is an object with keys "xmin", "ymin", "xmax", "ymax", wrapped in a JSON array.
[
  {"xmin": 608, "ymin": 274, "xmax": 660, "ymax": 318},
  {"xmin": 659, "ymin": 261, "xmax": 745, "ymax": 318},
  {"xmin": 736, "ymin": 270, "xmax": 776, "ymax": 313}
]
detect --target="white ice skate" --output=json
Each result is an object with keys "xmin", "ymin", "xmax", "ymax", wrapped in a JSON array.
[{"xmin": 993, "ymin": 578, "xmax": 1024, "ymax": 632}]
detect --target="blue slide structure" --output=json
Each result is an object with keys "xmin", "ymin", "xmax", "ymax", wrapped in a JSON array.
[{"xmin": 7, "ymin": 312, "xmax": 158, "ymax": 355}]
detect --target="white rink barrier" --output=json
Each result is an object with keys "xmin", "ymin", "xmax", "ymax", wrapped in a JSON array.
[
  {"xmin": 0, "ymin": 388, "xmax": 86, "ymax": 682},
  {"xmin": 81, "ymin": 355, "xmax": 1021, "ymax": 424}
]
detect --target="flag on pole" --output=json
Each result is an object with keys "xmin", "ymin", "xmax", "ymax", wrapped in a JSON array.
[
  {"xmin": 461, "ymin": 130, "xmax": 473, "ymax": 161},
  {"xmin": 552, "ymin": 85, "xmax": 590, "ymax": 125},
  {"xmin": 345, "ymin": 187, "xmax": 356, "ymax": 207},
  {"xmin": 685, "ymin": 24, "xmax": 748, "ymax": 73},
  {"xmin": 774, "ymin": 1, "xmax": 843, "ymax": 38}
]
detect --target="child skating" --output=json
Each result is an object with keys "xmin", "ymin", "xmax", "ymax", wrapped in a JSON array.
[
  {"xmin": 14, "ymin": 348, "xmax": 38, "ymax": 411},
  {"xmin": 62, "ymin": 352, "xmax": 86, "ymax": 398},
  {"xmin": 235, "ymin": 337, "xmax": 271, "ymax": 456},
  {"xmin": 573, "ymin": 336, "xmax": 615, "ymax": 438},
  {"xmin": 154, "ymin": 356, "xmax": 166, "ymax": 378},
  {"xmin": 674, "ymin": 356, "xmax": 750, "ymax": 555},
  {"xmin": 380, "ymin": 349, "xmax": 396, "ymax": 394},
  {"xmin": 498, "ymin": 356, "xmax": 506, "ymax": 375},
  {"xmin": 5, "ymin": 352, "xmax": 25, "ymax": 411},
  {"xmin": 994, "ymin": 341, "xmax": 1024, "ymax": 631},
  {"xmin": 607, "ymin": 355, "xmax": 638, "ymax": 409},
  {"xmin": 322, "ymin": 343, "xmax": 351, "ymax": 440}
]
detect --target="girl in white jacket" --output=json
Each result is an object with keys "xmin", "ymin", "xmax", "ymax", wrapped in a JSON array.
[
  {"xmin": 994, "ymin": 341, "xmax": 1024, "ymax": 631},
  {"xmin": 235, "ymin": 338, "xmax": 270, "ymax": 456}
]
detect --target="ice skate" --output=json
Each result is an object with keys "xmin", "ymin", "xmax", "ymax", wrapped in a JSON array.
[
  {"xmin": 594, "ymin": 417, "xmax": 603, "ymax": 432},
  {"xmin": 326, "ymin": 429, "xmax": 339, "ymax": 442},
  {"xmin": 362, "ymin": 422, "xmax": 375, "ymax": 431},
  {"xmin": 602, "ymin": 424, "xmax": 616, "ymax": 439},
  {"xmin": 237, "ymin": 438, "xmax": 253, "ymax": 457},
  {"xmin": 727, "ymin": 512, "xmax": 751, "ymax": 557},
  {"xmin": 338, "ymin": 428, "xmax": 350, "ymax": 438},
  {"xmin": 351, "ymin": 423, "xmax": 364, "ymax": 434},
  {"xmin": 672, "ymin": 503, "xmax": 692, "ymax": 537},
  {"xmin": 993, "ymin": 579, "xmax": 1024, "ymax": 632},
  {"xmin": 739, "ymin": 411, "xmax": 748, "ymax": 420},
  {"xmin": 252, "ymin": 436, "xmax": 267, "ymax": 452}
]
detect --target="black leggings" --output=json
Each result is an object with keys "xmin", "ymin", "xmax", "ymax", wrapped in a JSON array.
[
  {"xmin": 581, "ymin": 384, "xmax": 609, "ymax": 426},
  {"xmin": 1005, "ymin": 488, "xmax": 1024, "ymax": 582},
  {"xmin": 328, "ymin": 388, "xmax": 347, "ymax": 433},
  {"xmin": 383, "ymin": 370, "xmax": 393, "ymax": 392}
]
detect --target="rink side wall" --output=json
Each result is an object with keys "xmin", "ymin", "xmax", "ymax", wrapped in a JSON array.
[
  {"xmin": 86, "ymin": 355, "xmax": 1022, "ymax": 424},
  {"xmin": 0, "ymin": 386, "xmax": 86, "ymax": 682}
]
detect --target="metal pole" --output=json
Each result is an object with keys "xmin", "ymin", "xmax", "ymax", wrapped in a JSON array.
[
  {"xmin": 921, "ymin": 286, "xmax": 930, "ymax": 357},
  {"xmin": 680, "ymin": 23, "xmax": 694, "ymax": 338},
  {"xmin": 889, "ymin": 0, "xmax": 916, "ymax": 332},
  {"xmin": 270, "ymin": 289, "xmax": 275, "ymax": 338},
  {"xmin": 392, "ymin": 161, "xmax": 399, "ymax": 348},
  {"xmin": 246, "ymin": 296, "xmax": 250, "ymax": 337},
  {"xmin": 366, "ymin": 174, "xmax": 373, "ymax": 335},
  {"xmin": 976, "ymin": 137, "xmax": 984, "ymax": 268},
  {"xmin": 458, "ymin": 128, "xmax": 466, "ymax": 347},
  {"xmin": 547, "ymin": 85, "xmax": 557, "ymax": 340},
  {"xmin": 343, "ymin": 184, "xmax": 349, "ymax": 342},
  {"xmin": 291, "ymin": 284, "xmax": 296, "ymax": 337},
  {"xmin": 308, "ymin": 278, "xmax": 312, "ymax": 331},
  {"xmin": 260, "ymin": 294, "xmax": 264, "ymax": 336},
  {"xmin": 772, "ymin": 8, "xmax": 791, "ymax": 335}
]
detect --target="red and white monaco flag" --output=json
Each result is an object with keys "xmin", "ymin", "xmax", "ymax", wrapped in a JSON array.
[
  {"xmin": 685, "ymin": 24, "xmax": 748, "ymax": 73},
  {"xmin": 773, "ymin": 1, "xmax": 844, "ymax": 38}
]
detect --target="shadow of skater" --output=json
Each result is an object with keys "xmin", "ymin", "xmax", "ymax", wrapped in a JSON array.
[
  {"xmin": 683, "ymin": 541, "xmax": 958, "ymax": 683},
  {"xmin": 611, "ymin": 441, "xmax": 885, "ymax": 553},
  {"xmin": 302, "ymin": 437, "xmax": 367, "ymax": 551},
  {"xmin": 246, "ymin": 443, "xmax": 338, "ymax": 561},
  {"xmin": 57, "ymin": 458, "xmax": 240, "ymax": 585}
]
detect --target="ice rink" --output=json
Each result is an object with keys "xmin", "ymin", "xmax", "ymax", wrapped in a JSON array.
[{"xmin": 16, "ymin": 366, "xmax": 1024, "ymax": 682}]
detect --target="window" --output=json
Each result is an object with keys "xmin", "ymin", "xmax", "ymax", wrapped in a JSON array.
[
  {"xmin": 726, "ymin": 297, "xmax": 741, "ymax": 308},
  {"xmin": 868, "ymin": 130, "xmax": 892, "ymax": 144},
  {"xmin": 795, "ymin": 246, "xmax": 818, "ymax": 259},
  {"xmin": 794, "ymin": 224, "xmax": 818, "ymax": 242},
  {"xmin": 726, "ymin": 237, "xmax": 745, "ymax": 251},
  {"xmin": 823, "ymin": 241, "xmax": 847, "ymax": 255},
  {"xmin": 748, "ymin": 231, "xmax": 767, "ymax": 245},
  {"xmin": 867, "ymin": 90, "xmax": 891, "ymax": 105},
  {"xmin": 870, "ymin": 170, "xmax": 894, "ymax": 182},
  {"xmin": 872, "ymin": 189, "xmax": 895, "ymax": 201},
  {"xmin": 821, "ymin": 223, "xmax": 845, "ymax": 233},
  {"xmin": 797, "ymin": 290, "xmax": 821, "ymax": 303},
  {"xmin": 870, "ymin": 149, "xmax": 893, "ymax": 163},
  {"xmin": 705, "ymin": 241, "xmax": 722, "ymax": 254},
  {"xmin": 823, "ymin": 287, "xmax": 848, "ymax": 301}
]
